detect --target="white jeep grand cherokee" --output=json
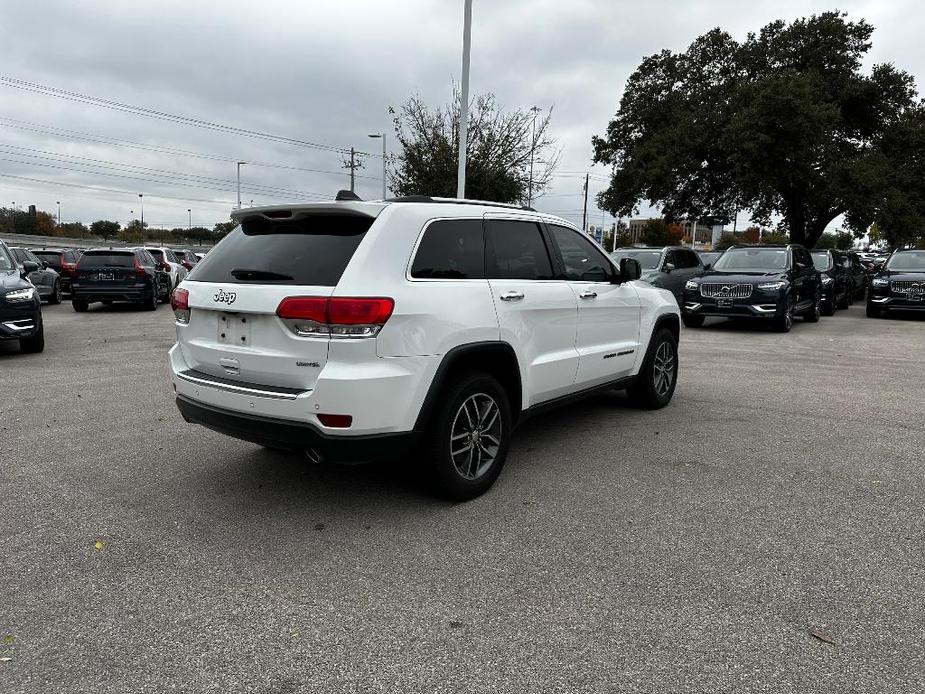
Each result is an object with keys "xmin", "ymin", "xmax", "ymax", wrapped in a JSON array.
[{"xmin": 168, "ymin": 194, "xmax": 680, "ymax": 499}]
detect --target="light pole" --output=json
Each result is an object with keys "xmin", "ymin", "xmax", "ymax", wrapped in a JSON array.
[
  {"xmin": 236, "ymin": 162, "xmax": 246, "ymax": 209},
  {"xmin": 56, "ymin": 201, "xmax": 61, "ymax": 224},
  {"xmin": 456, "ymin": 0, "xmax": 473, "ymax": 199},
  {"xmin": 138, "ymin": 194, "xmax": 144, "ymax": 231},
  {"xmin": 527, "ymin": 106, "xmax": 542, "ymax": 207},
  {"xmin": 10, "ymin": 201, "xmax": 14, "ymax": 234},
  {"xmin": 187, "ymin": 208, "xmax": 192, "ymax": 231},
  {"xmin": 368, "ymin": 133, "xmax": 387, "ymax": 199}
]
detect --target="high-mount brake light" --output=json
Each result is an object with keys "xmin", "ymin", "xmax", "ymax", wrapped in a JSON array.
[{"xmin": 276, "ymin": 297, "xmax": 394, "ymax": 338}]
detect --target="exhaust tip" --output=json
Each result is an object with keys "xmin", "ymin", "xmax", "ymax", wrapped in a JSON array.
[{"xmin": 304, "ymin": 447, "xmax": 324, "ymax": 465}]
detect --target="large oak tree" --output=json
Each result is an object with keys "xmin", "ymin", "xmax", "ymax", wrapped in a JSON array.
[{"xmin": 592, "ymin": 12, "xmax": 925, "ymax": 248}]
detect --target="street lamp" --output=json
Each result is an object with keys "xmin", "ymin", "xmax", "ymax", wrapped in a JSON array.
[
  {"xmin": 236, "ymin": 162, "xmax": 247, "ymax": 209},
  {"xmin": 10, "ymin": 201, "xmax": 14, "ymax": 234},
  {"xmin": 187, "ymin": 208, "xmax": 192, "ymax": 231},
  {"xmin": 527, "ymin": 106, "xmax": 542, "ymax": 207},
  {"xmin": 138, "ymin": 193, "xmax": 144, "ymax": 230},
  {"xmin": 56, "ymin": 201, "xmax": 61, "ymax": 224},
  {"xmin": 368, "ymin": 133, "xmax": 387, "ymax": 200}
]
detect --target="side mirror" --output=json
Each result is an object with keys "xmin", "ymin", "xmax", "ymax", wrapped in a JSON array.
[
  {"xmin": 41, "ymin": 260, "xmax": 49, "ymax": 269},
  {"xmin": 22, "ymin": 260, "xmax": 39, "ymax": 273},
  {"xmin": 703, "ymin": 263, "xmax": 712, "ymax": 271},
  {"xmin": 619, "ymin": 257, "xmax": 642, "ymax": 282},
  {"xmin": 663, "ymin": 262, "xmax": 676, "ymax": 273}
]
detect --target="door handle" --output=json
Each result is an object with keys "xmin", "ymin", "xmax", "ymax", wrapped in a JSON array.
[
  {"xmin": 499, "ymin": 291, "xmax": 524, "ymax": 302},
  {"xmin": 578, "ymin": 290, "xmax": 597, "ymax": 299}
]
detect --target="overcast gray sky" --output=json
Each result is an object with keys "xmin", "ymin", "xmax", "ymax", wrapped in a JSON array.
[{"xmin": 0, "ymin": 0, "xmax": 921, "ymax": 231}]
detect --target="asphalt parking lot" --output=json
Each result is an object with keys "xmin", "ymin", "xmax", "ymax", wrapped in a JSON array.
[{"xmin": 2, "ymin": 302, "xmax": 924, "ymax": 693}]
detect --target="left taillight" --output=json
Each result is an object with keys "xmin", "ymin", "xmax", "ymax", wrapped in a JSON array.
[
  {"xmin": 276, "ymin": 297, "xmax": 394, "ymax": 338},
  {"xmin": 171, "ymin": 287, "xmax": 190, "ymax": 324}
]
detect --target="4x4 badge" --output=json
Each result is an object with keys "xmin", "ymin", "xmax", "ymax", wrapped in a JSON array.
[{"xmin": 213, "ymin": 289, "xmax": 237, "ymax": 304}]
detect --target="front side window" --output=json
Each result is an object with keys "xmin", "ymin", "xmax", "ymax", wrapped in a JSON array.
[
  {"xmin": 485, "ymin": 220, "xmax": 554, "ymax": 280},
  {"xmin": 0, "ymin": 245, "xmax": 14, "ymax": 271},
  {"xmin": 410, "ymin": 219, "xmax": 484, "ymax": 279},
  {"xmin": 549, "ymin": 225, "xmax": 613, "ymax": 281}
]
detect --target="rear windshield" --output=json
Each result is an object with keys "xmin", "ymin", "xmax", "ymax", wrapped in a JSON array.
[
  {"xmin": 78, "ymin": 252, "xmax": 135, "ymax": 268},
  {"xmin": 189, "ymin": 214, "xmax": 374, "ymax": 285},
  {"xmin": 147, "ymin": 249, "xmax": 164, "ymax": 260},
  {"xmin": 33, "ymin": 251, "xmax": 62, "ymax": 263}
]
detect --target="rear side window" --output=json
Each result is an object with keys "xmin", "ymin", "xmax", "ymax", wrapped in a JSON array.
[
  {"xmin": 485, "ymin": 220, "xmax": 554, "ymax": 280},
  {"xmin": 411, "ymin": 219, "xmax": 484, "ymax": 279},
  {"xmin": 190, "ymin": 214, "xmax": 374, "ymax": 286},
  {"xmin": 78, "ymin": 252, "xmax": 135, "ymax": 268},
  {"xmin": 147, "ymin": 249, "xmax": 164, "ymax": 261}
]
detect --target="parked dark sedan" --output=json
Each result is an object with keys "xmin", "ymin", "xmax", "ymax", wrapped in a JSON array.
[
  {"xmin": 867, "ymin": 249, "xmax": 925, "ymax": 317},
  {"xmin": 811, "ymin": 249, "xmax": 849, "ymax": 316},
  {"xmin": 682, "ymin": 244, "xmax": 822, "ymax": 332},
  {"xmin": 30, "ymin": 248, "xmax": 81, "ymax": 295},
  {"xmin": 9, "ymin": 247, "xmax": 62, "ymax": 304},
  {"xmin": 612, "ymin": 246, "xmax": 704, "ymax": 305},
  {"xmin": 0, "ymin": 240, "xmax": 44, "ymax": 353},
  {"xmin": 71, "ymin": 248, "xmax": 163, "ymax": 312}
]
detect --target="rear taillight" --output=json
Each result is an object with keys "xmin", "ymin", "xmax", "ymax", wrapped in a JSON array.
[
  {"xmin": 182, "ymin": 261, "xmax": 193, "ymax": 271},
  {"xmin": 162, "ymin": 263, "xmax": 172, "ymax": 272},
  {"xmin": 61, "ymin": 261, "xmax": 76, "ymax": 275},
  {"xmin": 171, "ymin": 287, "xmax": 190, "ymax": 324},
  {"xmin": 133, "ymin": 257, "xmax": 146, "ymax": 277},
  {"xmin": 276, "ymin": 297, "xmax": 394, "ymax": 338}
]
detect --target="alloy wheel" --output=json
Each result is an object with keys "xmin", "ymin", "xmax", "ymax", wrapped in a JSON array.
[
  {"xmin": 449, "ymin": 393, "xmax": 502, "ymax": 480},
  {"xmin": 653, "ymin": 340, "xmax": 676, "ymax": 397}
]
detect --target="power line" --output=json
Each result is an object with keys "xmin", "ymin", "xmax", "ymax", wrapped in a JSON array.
[
  {"xmin": 0, "ymin": 75, "xmax": 383, "ymax": 158},
  {"xmin": 0, "ymin": 116, "xmax": 381, "ymax": 180}
]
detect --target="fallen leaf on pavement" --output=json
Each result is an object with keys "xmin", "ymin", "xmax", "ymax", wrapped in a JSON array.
[
  {"xmin": 809, "ymin": 627, "xmax": 836, "ymax": 645},
  {"xmin": 94, "ymin": 540, "xmax": 107, "ymax": 551}
]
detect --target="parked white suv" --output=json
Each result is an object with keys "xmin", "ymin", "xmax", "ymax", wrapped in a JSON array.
[
  {"xmin": 168, "ymin": 195, "xmax": 681, "ymax": 498},
  {"xmin": 144, "ymin": 246, "xmax": 187, "ymax": 290}
]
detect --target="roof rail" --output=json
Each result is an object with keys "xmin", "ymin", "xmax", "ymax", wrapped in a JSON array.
[{"xmin": 384, "ymin": 196, "xmax": 541, "ymax": 213}]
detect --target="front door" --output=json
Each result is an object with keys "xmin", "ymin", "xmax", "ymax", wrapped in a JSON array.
[{"xmin": 547, "ymin": 224, "xmax": 641, "ymax": 387}]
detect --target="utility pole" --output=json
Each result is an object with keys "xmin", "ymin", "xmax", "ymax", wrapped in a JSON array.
[
  {"xmin": 187, "ymin": 208, "xmax": 192, "ymax": 231},
  {"xmin": 236, "ymin": 161, "xmax": 246, "ymax": 209},
  {"xmin": 139, "ymin": 193, "xmax": 144, "ymax": 230},
  {"xmin": 456, "ymin": 0, "xmax": 473, "ymax": 199},
  {"xmin": 56, "ymin": 201, "xmax": 61, "ymax": 224},
  {"xmin": 581, "ymin": 173, "xmax": 589, "ymax": 232},
  {"xmin": 527, "ymin": 106, "xmax": 541, "ymax": 206},
  {"xmin": 350, "ymin": 147, "xmax": 356, "ymax": 193}
]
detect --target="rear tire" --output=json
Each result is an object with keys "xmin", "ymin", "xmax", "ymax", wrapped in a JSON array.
[
  {"xmin": 422, "ymin": 371, "xmax": 512, "ymax": 501},
  {"xmin": 144, "ymin": 287, "xmax": 158, "ymax": 311},
  {"xmin": 838, "ymin": 290, "xmax": 850, "ymax": 310},
  {"xmin": 19, "ymin": 321, "xmax": 44, "ymax": 354},
  {"xmin": 821, "ymin": 299, "xmax": 835, "ymax": 317},
  {"xmin": 682, "ymin": 314, "xmax": 704, "ymax": 328},
  {"xmin": 72, "ymin": 299, "xmax": 89, "ymax": 313},
  {"xmin": 866, "ymin": 302, "xmax": 881, "ymax": 318},
  {"xmin": 626, "ymin": 327, "xmax": 678, "ymax": 410}
]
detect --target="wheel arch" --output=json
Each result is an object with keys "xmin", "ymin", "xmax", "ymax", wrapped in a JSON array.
[{"xmin": 413, "ymin": 341, "xmax": 523, "ymax": 431}]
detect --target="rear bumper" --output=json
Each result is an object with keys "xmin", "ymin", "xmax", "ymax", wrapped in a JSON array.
[
  {"xmin": 71, "ymin": 286, "xmax": 151, "ymax": 303},
  {"xmin": 175, "ymin": 395, "xmax": 418, "ymax": 461}
]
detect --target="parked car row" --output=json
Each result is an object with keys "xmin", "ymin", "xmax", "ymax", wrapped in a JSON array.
[{"xmin": 612, "ymin": 244, "xmax": 925, "ymax": 331}]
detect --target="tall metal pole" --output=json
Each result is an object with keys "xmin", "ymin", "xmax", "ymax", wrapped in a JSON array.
[
  {"xmin": 381, "ymin": 134, "xmax": 387, "ymax": 199},
  {"xmin": 581, "ymin": 173, "xmax": 589, "ymax": 232},
  {"xmin": 349, "ymin": 147, "xmax": 356, "ymax": 193},
  {"xmin": 139, "ymin": 194, "xmax": 144, "ymax": 230},
  {"xmin": 56, "ymin": 201, "xmax": 61, "ymax": 224},
  {"xmin": 527, "ymin": 106, "xmax": 540, "ymax": 206},
  {"xmin": 236, "ymin": 161, "xmax": 245, "ymax": 209},
  {"xmin": 187, "ymin": 208, "xmax": 192, "ymax": 231},
  {"xmin": 456, "ymin": 0, "xmax": 473, "ymax": 199}
]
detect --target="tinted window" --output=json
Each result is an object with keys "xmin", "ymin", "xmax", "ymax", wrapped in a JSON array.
[
  {"xmin": 411, "ymin": 219, "xmax": 484, "ymax": 279},
  {"xmin": 78, "ymin": 252, "xmax": 136, "ymax": 268},
  {"xmin": 147, "ymin": 249, "xmax": 165, "ymax": 261},
  {"xmin": 811, "ymin": 252, "xmax": 833, "ymax": 271},
  {"xmin": 886, "ymin": 251, "xmax": 925, "ymax": 271},
  {"xmin": 550, "ymin": 225, "xmax": 613, "ymax": 281},
  {"xmin": 485, "ymin": 220, "xmax": 554, "ymax": 280},
  {"xmin": 190, "ymin": 214, "xmax": 373, "ymax": 286},
  {"xmin": 11, "ymin": 248, "xmax": 26, "ymax": 263},
  {"xmin": 614, "ymin": 249, "xmax": 661, "ymax": 270},
  {"xmin": 678, "ymin": 250, "xmax": 701, "ymax": 269},
  {"xmin": 0, "ymin": 245, "xmax": 13, "ymax": 271},
  {"xmin": 33, "ymin": 251, "xmax": 61, "ymax": 264}
]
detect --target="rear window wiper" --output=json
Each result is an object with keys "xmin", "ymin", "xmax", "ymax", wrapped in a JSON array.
[{"xmin": 230, "ymin": 268, "xmax": 295, "ymax": 281}]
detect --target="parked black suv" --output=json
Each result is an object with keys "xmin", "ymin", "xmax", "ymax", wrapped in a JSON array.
[
  {"xmin": 867, "ymin": 249, "xmax": 925, "ymax": 317},
  {"xmin": 31, "ymin": 248, "xmax": 81, "ymax": 295},
  {"xmin": 0, "ymin": 240, "xmax": 44, "ymax": 353},
  {"xmin": 811, "ymin": 249, "xmax": 849, "ymax": 316},
  {"xmin": 71, "ymin": 248, "xmax": 163, "ymax": 312},
  {"xmin": 612, "ymin": 246, "xmax": 704, "ymax": 305},
  {"xmin": 682, "ymin": 244, "xmax": 822, "ymax": 332}
]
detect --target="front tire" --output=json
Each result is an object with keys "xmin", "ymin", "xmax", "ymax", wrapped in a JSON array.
[
  {"xmin": 49, "ymin": 281, "xmax": 62, "ymax": 305},
  {"xmin": 423, "ymin": 371, "xmax": 512, "ymax": 501},
  {"xmin": 866, "ymin": 302, "xmax": 881, "ymax": 318},
  {"xmin": 804, "ymin": 292, "xmax": 821, "ymax": 323},
  {"xmin": 72, "ymin": 299, "xmax": 89, "ymax": 313},
  {"xmin": 627, "ymin": 327, "xmax": 678, "ymax": 409},
  {"xmin": 773, "ymin": 295, "xmax": 794, "ymax": 332},
  {"xmin": 19, "ymin": 321, "xmax": 44, "ymax": 353},
  {"xmin": 682, "ymin": 314, "xmax": 704, "ymax": 328}
]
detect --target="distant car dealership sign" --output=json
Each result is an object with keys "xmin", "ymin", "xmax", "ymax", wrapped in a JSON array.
[{"xmin": 587, "ymin": 226, "xmax": 604, "ymax": 245}]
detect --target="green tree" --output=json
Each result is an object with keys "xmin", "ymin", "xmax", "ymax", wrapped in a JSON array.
[
  {"xmin": 763, "ymin": 229, "xmax": 790, "ymax": 245},
  {"xmin": 592, "ymin": 12, "xmax": 922, "ymax": 249},
  {"xmin": 390, "ymin": 90, "xmax": 560, "ymax": 204},
  {"xmin": 213, "ymin": 221, "xmax": 236, "ymax": 237},
  {"xmin": 714, "ymin": 233, "xmax": 738, "ymax": 251},
  {"xmin": 57, "ymin": 222, "xmax": 88, "ymax": 238},
  {"xmin": 814, "ymin": 233, "xmax": 837, "ymax": 249},
  {"xmin": 90, "ymin": 220, "xmax": 121, "ymax": 240},
  {"xmin": 834, "ymin": 230, "xmax": 854, "ymax": 250}
]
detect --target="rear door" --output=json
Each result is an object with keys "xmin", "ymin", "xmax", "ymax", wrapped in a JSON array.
[
  {"xmin": 547, "ymin": 224, "xmax": 640, "ymax": 386},
  {"xmin": 177, "ymin": 212, "xmax": 375, "ymax": 391},
  {"xmin": 484, "ymin": 216, "xmax": 579, "ymax": 405}
]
